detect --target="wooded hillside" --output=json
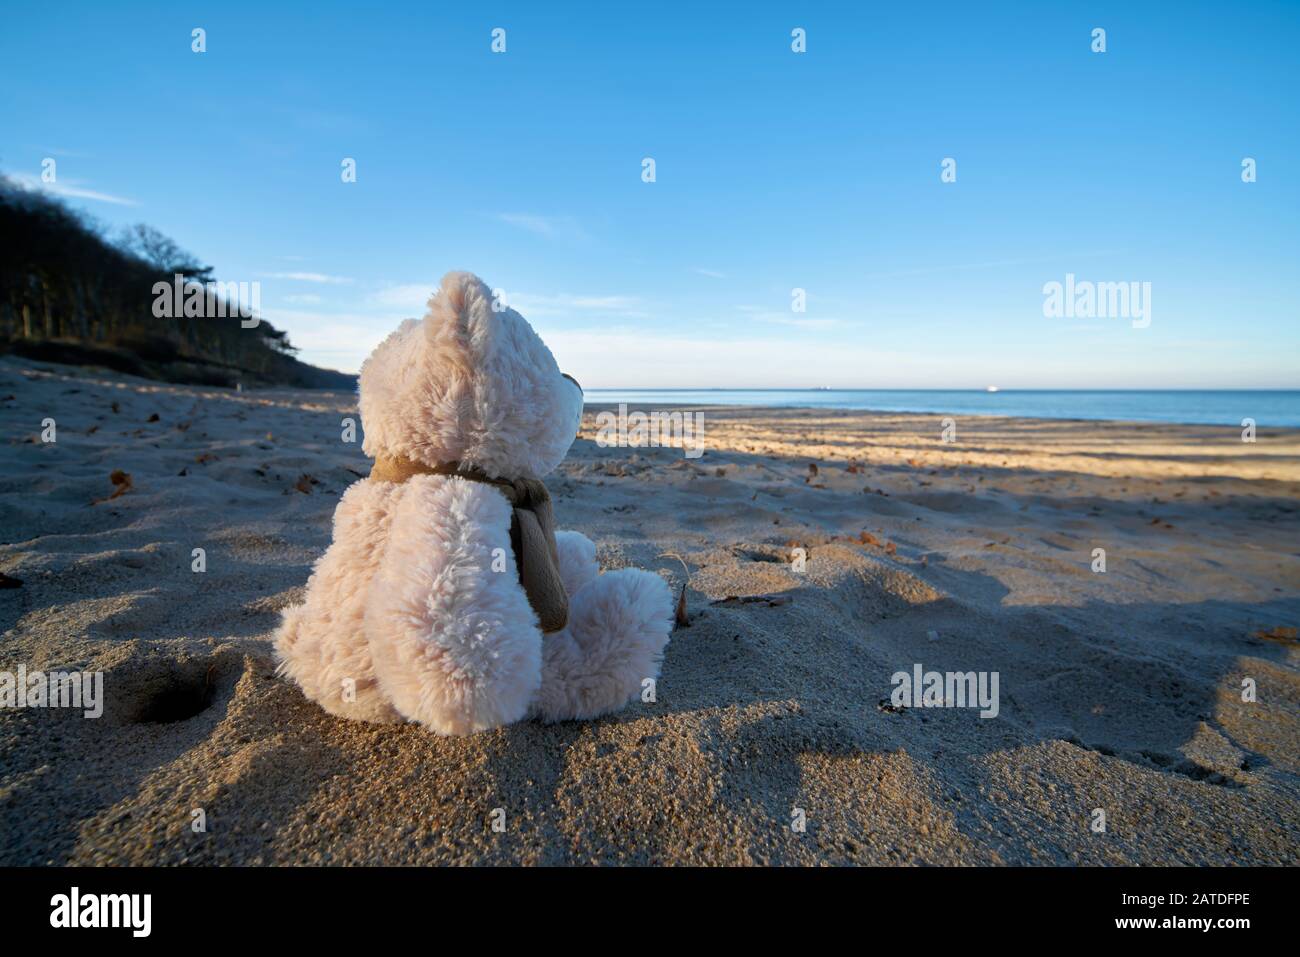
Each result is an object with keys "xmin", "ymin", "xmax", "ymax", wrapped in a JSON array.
[{"xmin": 0, "ymin": 177, "xmax": 354, "ymax": 390}]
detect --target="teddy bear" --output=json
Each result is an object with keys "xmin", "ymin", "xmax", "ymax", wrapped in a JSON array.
[{"xmin": 274, "ymin": 271, "xmax": 673, "ymax": 735}]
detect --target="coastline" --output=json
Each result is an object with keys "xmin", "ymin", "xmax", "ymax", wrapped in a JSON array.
[{"xmin": 583, "ymin": 396, "xmax": 1300, "ymax": 431}]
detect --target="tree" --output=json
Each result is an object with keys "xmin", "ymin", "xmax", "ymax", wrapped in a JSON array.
[
  {"xmin": 0, "ymin": 175, "xmax": 342, "ymax": 387},
  {"xmin": 259, "ymin": 324, "xmax": 300, "ymax": 355},
  {"xmin": 118, "ymin": 224, "xmax": 214, "ymax": 281}
]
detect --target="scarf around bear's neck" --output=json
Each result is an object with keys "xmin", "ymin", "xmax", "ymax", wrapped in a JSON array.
[{"xmin": 369, "ymin": 455, "xmax": 568, "ymax": 633}]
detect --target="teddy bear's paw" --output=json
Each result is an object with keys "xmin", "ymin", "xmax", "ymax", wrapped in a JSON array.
[
  {"xmin": 274, "ymin": 605, "xmax": 403, "ymax": 724},
  {"xmin": 554, "ymin": 529, "xmax": 599, "ymax": 597},
  {"xmin": 366, "ymin": 578, "xmax": 544, "ymax": 735},
  {"xmin": 534, "ymin": 568, "xmax": 673, "ymax": 723}
]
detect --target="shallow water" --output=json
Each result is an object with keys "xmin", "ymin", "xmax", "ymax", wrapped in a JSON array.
[{"xmin": 585, "ymin": 390, "xmax": 1300, "ymax": 427}]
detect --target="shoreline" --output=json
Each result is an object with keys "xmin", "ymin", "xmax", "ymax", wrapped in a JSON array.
[{"xmin": 583, "ymin": 399, "xmax": 1300, "ymax": 433}]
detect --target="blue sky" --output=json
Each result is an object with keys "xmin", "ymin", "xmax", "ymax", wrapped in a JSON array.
[{"xmin": 3, "ymin": 1, "xmax": 1297, "ymax": 387}]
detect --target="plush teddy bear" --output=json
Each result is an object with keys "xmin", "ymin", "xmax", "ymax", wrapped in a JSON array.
[{"xmin": 275, "ymin": 271, "xmax": 674, "ymax": 734}]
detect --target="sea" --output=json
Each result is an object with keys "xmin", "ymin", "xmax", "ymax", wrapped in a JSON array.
[{"xmin": 583, "ymin": 390, "xmax": 1300, "ymax": 428}]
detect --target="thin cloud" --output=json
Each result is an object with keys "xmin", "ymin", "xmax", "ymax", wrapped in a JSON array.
[
  {"xmin": 10, "ymin": 172, "xmax": 137, "ymax": 206},
  {"xmin": 760, "ymin": 316, "xmax": 846, "ymax": 330},
  {"xmin": 260, "ymin": 271, "xmax": 353, "ymax": 284},
  {"xmin": 510, "ymin": 292, "xmax": 646, "ymax": 318},
  {"xmin": 257, "ymin": 308, "xmax": 398, "ymax": 373},
  {"xmin": 494, "ymin": 212, "xmax": 589, "ymax": 242},
  {"xmin": 370, "ymin": 283, "xmax": 434, "ymax": 311},
  {"xmin": 36, "ymin": 146, "xmax": 95, "ymax": 158},
  {"xmin": 366, "ymin": 284, "xmax": 641, "ymax": 318},
  {"xmin": 543, "ymin": 328, "xmax": 951, "ymax": 389},
  {"xmin": 737, "ymin": 307, "xmax": 849, "ymax": 330},
  {"xmin": 864, "ymin": 251, "xmax": 1124, "ymax": 280},
  {"xmin": 497, "ymin": 212, "xmax": 555, "ymax": 236},
  {"xmin": 693, "ymin": 268, "xmax": 725, "ymax": 279}
]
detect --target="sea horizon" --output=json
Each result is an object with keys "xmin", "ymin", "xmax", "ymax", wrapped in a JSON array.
[{"xmin": 583, "ymin": 388, "xmax": 1300, "ymax": 427}]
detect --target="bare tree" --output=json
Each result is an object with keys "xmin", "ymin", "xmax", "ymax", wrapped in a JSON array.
[{"xmin": 118, "ymin": 224, "xmax": 214, "ymax": 281}]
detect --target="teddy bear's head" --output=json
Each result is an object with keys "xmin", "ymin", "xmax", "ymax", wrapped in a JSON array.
[{"xmin": 358, "ymin": 271, "xmax": 583, "ymax": 480}]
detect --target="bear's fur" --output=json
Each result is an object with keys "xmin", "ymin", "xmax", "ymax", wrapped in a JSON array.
[{"xmin": 275, "ymin": 271, "xmax": 673, "ymax": 734}]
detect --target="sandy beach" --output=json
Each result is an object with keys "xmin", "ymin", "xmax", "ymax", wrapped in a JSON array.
[{"xmin": 1, "ymin": 355, "xmax": 1297, "ymax": 866}]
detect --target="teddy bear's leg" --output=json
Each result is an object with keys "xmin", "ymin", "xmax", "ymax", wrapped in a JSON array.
[
  {"xmin": 275, "ymin": 480, "xmax": 404, "ymax": 724},
  {"xmin": 532, "ymin": 568, "xmax": 673, "ymax": 723},
  {"xmin": 365, "ymin": 475, "xmax": 543, "ymax": 735},
  {"xmin": 554, "ymin": 529, "xmax": 599, "ymax": 596}
]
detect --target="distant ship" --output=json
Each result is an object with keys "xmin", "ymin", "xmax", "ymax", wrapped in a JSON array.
[{"xmin": 986, "ymin": 386, "xmax": 1000, "ymax": 393}]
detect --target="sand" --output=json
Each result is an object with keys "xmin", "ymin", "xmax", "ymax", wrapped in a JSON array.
[{"xmin": 1, "ymin": 356, "xmax": 1297, "ymax": 865}]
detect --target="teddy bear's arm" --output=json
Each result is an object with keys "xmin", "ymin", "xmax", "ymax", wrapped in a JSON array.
[
  {"xmin": 274, "ymin": 479, "xmax": 404, "ymax": 723},
  {"xmin": 363, "ymin": 475, "xmax": 543, "ymax": 735}
]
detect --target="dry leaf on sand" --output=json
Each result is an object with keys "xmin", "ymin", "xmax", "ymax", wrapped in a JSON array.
[{"xmin": 92, "ymin": 470, "xmax": 132, "ymax": 505}]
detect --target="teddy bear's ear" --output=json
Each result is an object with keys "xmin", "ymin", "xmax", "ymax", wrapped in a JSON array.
[
  {"xmin": 363, "ymin": 268, "xmax": 579, "ymax": 478},
  {"xmin": 424, "ymin": 271, "xmax": 493, "ymax": 330},
  {"xmin": 421, "ymin": 271, "xmax": 495, "ymax": 371}
]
